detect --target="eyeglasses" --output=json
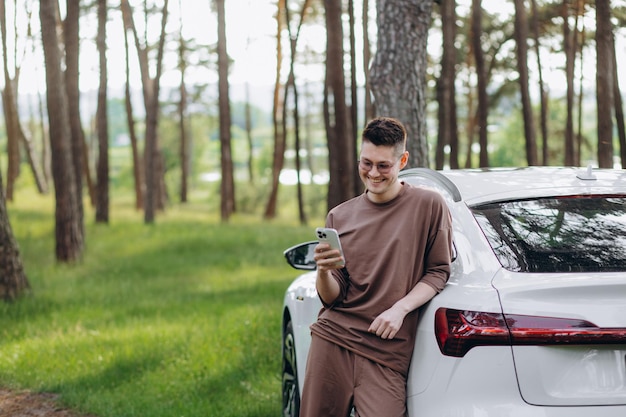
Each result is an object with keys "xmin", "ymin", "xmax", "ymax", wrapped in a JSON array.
[{"xmin": 357, "ymin": 158, "xmax": 400, "ymax": 174}]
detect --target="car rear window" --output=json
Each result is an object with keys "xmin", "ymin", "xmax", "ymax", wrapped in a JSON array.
[{"xmin": 471, "ymin": 195, "xmax": 626, "ymax": 273}]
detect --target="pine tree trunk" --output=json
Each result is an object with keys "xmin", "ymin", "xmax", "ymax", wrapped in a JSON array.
[
  {"xmin": 370, "ymin": 0, "xmax": 432, "ymax": 167},
  {"xmin": 513, "ymin": 0, "xmax": 538, "ymax": 166},
  {"xmin": 264, "ymin": 0, "xmax": 286, "ymax": 220},
  {"xmin": 216, "ymin": 0, "xmax": 235, "ymax": 221},
  {"xmin": 324, "ymin": 0, "xmax": 355, "ymax": 210},
  {"xmin": 595, "ymin": 0, "xmax": 614, "ymax": 168},
  {"xmin": 40, "ymin": 0, "xmax": 83, "ymax": 262},
  {"xmin": 471, "ymin": 0, "xmax": 489, "ymax": 167},
  {"xmin": 95, "ymin": 0, "xmax": 110, "ymax": 223},
  {"xmin": 0, "ymin": 170, "xmax": 29, "ymax": 301}
]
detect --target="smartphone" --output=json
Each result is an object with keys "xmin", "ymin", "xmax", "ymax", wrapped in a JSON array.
[{"xmin": 315, "ymin": 227, "xmax": 345, "ymax": 267}]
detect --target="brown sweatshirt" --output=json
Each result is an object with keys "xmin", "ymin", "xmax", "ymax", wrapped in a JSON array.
[{"xmin": 310, "ymin": 182, "xmax": 453, "ymax": 376}]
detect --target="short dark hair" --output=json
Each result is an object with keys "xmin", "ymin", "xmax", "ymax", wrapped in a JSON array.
[{"xmin": 361, "ymin": 117, "xmax": 407, "ymax": 156}]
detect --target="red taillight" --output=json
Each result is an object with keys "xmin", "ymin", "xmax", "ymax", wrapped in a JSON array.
[
  {"xmin": 435, "ymin": 309, "xmax": 511, "ymax": 357},
  {"xmin": 435, "ymin": 308, "xmax": 626, "ymax": 357}
]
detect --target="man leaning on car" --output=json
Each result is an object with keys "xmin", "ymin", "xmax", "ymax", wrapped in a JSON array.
[{"xmin": 300, "ymin": 117, "xmax": 453, "ymax": 417}]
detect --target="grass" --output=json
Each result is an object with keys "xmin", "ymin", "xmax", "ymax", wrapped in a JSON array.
[{"xmin": 0, "ymin": 187, "xmax": 319, "ymax": 417}]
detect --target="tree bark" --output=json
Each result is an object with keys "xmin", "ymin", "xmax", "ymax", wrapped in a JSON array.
[
  {"xmin": 264, "ymin": 0, "xmax": 286, "ymax": 220},
  {"xmin": 40, "ymin": 0, "xmax": 83, "ymax": 262},
  {"xmin": 64, "ymin": 0, "xmax": 90, "ymax": 240},
  {"xmin": 348, "ymin": 0, "xmax": 360, "ymax": 196},
  {"xmin": 178, "ymin": 25, "xmax": 190, "ymax": 203},
  {"xmin": 216, "ymin": 0, "xmax": 235, "ymax": 221},
  {"xmin": 532, "ymin": 0, "xmax": 549, "ymax": 165},
  {"xmin": 370, "ymin": 0, "xmax": 432, "ymax": 167},
  {"xmin": 0, "ymin": 1, "xmax": 19, "ymax": 201},
  {"xmin": 120, "ymin": 0, "xmax": 169, "ymax": 222},
  {"xmin": 283, "ymin": 1, "xmax": 311, "ymax": 225},
  {"xmin": 436, "ymin": 0, "xmax": 458, "ymax": 169},
  {"xmin": 95, "ymin": 0, "xmax": 109, "ymax": 223},
  {"xmin": 562, "ymin": 0, "xmax": 576, "ymax": 166},
  {"xmin": 1, "ymin": 85, "xmax": 20, "ymax": 202},
  {"xmin": 122, "ymin": 19, "xmax": 143, "ymax": 210},
  {"xmin": 1, "ymin": 2, "xmax": 48, "ymax": 196},
  {"xmin": 612, "ymin": 33, "xmax": 626, "ymax": 168},
  {"xmin": 362, "ymin": 0, "xmax": 375, "ymax": 122},
  {"xmin": 513, "ymin": 0, "xmax": 538, "ymax": 166},
  {"xmin": 324, "ymin": 0, "xmax": 355, "ymax": 210},
  {"xmin": 595, "ymin": 0, "xmax": 613, "ymax": 168},
  {"xmin": 0, "ymin": 168, "xmax": 29, "ymax": 301},
  {"xmin": 471, "ymin": 0, "xmax": 489, "ymax": 168}
]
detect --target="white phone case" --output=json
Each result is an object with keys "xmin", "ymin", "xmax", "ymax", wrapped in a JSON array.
[{"xmin": 315, "ymin": 227, "xmax": 345, "ymax": 267}]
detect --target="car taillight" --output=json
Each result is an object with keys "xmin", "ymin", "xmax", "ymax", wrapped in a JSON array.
[{"xmin": 435, "ymin": 308, "xmax": 626, "ymax": 357}]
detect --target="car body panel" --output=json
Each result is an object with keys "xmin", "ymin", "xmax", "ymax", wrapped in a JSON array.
[
  {"xmin": 438, "ymin": 167, "xmax": 626, "ymax": 205},
  {"xmin": 282, "ymin": 272, "xmax": 320, "ymax": 392},
  {"xmin": 493, "ymin": 270, "xmax": 626, "ymax": 406}
]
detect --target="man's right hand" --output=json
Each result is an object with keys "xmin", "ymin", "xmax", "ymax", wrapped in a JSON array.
[{"xmin": 314, "ymin": 243, "xmax": 344, "ymax": 272}]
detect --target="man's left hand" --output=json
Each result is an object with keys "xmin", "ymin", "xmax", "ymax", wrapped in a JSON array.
[{"xmin": 368, "ymin": 306, "xmax": 406, "ymax": 339}]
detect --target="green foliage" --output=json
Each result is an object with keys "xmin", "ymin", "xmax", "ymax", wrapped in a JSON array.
[
  {"xmin": 475, "ymin": 94, "xmax": 608, "ymax": 168},
  {"xmin": 1, "ymin": 190, "xmax": 317, "ymax": 417}
]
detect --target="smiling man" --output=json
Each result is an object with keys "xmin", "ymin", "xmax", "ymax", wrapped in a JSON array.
[{"xmin": 300, "ymin": 117, "xmax": 454, "ymax": 417}]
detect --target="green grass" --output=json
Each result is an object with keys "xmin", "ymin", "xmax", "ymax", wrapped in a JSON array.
[{"xmin": 1, "ymin": 188, "xmax": 319, "ymax": 416}]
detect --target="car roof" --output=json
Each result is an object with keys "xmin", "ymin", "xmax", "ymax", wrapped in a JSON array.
[{"xmin": 400, "ymin": 166, "xmax": 626, "ymax": 206}]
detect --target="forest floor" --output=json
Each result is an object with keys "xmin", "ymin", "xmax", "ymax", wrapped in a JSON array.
[{"xmin": 0, "ymin": 389, "xmax": 95, "ymax": 417}]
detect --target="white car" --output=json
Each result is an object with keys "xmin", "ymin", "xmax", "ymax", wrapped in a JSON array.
[{"xmin": 281, "ymin": 166, "xmax": 626, "ymax": 417}]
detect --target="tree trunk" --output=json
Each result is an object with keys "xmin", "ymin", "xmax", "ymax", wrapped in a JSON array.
[
  {"xmin": 38, "ymin": 87, "xmax": 53, "ymax": 186},
  {"xmin": 1, "ymin": 2, "xmax": 48, "ymax": 196},
  {"xmin": 436, "ymin": 0, "xmax": 458, "ymax": 170},
  {"xmin": 95, "ymin": 0, "xmax": 109, "ymax": 223},
  {"xmin": 64, "ymin": 0, "xmax": 89, "ymax": 243},
  {"xmin": 216, "ymin": 0, "xmax": 235, "ymax": 221},
  {"xmin": 562, "ymin": 0, "xmax": 576, "ymax": 166},
  {"xmin": 120, "ymin": 0, "xmax": 169, "ymax": 223},
  {"xmin": 40, "ymin": 0, "xmax": 83, "ymax": 262},
  {"xmin": 283, "ymin": 1, "xmax": 311, "ymax": 225},
  {"xmin": 0, "ymin": 168, "xmax": 29, "ymax": 301},
  {"xmin": 324, "ymin": 0, "xmax": 355, "ymax": 210},
  {"xmin": 348, "ymin": 0, "xmax": 360, "ymax": 196},
  {"xmin": 471, "ymin": 0, "xmax": 489, "ymax": 168},
  {"xmin": 595, "ymin": 0, "xmax": 613, "ymax": 168},
  {"xmin": 263, "ymin": 0, "xmax": 286, "ymax": 220},
  {"xmin": 122, "ymin": 21, "xmax": 143, "ymax": 210},
  {"xmin": 179, "ymin": 29, "xmax": 190, "ymax": 202},
  {"xmin": 244, "ymin": 82, "xmax": 254, "ymax": 184},
  {"xmin": 463, "ymin": 50, "xmax": 475, "ymax": 168},
  {"xmin": 0, "ymin": 8, "xmax": 29, "ymax": 297},
  {"xmin": 513, "ymin": 0, "xmax": 538, "ymax": 166},
  {"xmin": 362, "ymin": 0, "xmax": 375, "ymax": 121},
  {"xmin": 576, "ymin": 18, "xmax": 586, "ymax": 166},
  {"xmin": 1, "ymin": 85, "xmax": 20, "ymax": 202},
  {"xmin": 291, "ymin": 77, "xmax": 307, "ymax": 225},
  {"xmin": 370, "ymin": 0, "xmax": 432, "ymax": 167},
  {"xmin": 0, "ymin": 1, "xmax": 19, "ymax": 201},
  {"xmin": 612, "ymin": 34, "xmax": 626, "ymax": 168},
  {"xmin": 532, "ymin": 0, "xmax": 549, "ymax": 165}
]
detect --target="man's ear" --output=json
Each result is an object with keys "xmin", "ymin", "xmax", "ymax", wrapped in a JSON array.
[{"xmin": 399, "ymin": 151, "xmax": 409, "ymax": 169}]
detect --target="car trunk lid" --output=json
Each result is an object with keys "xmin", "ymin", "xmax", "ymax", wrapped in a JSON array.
[{"xmin": 492, "ymin": 270, "xmax": 626, "ymax": 406}]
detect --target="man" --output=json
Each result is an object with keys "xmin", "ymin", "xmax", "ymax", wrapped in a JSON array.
[{"xmin": 300, "ymin": 117, "xmax": 453, "ymax": 417}]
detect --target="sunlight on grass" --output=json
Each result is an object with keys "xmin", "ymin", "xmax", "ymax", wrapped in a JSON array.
[{"xmin": 1, "ymin": 187, "xmax": 320, "ymax": 417}]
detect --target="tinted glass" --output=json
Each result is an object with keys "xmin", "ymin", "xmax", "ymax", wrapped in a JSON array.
[{"xmin": 472, "ymin": 196, "xmax": 626, "ymax": 272}]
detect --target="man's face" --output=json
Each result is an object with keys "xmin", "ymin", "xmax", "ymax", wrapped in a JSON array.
[{"xmin": 358, "ymin": 141, "xmax": 408, "ymax": 203}]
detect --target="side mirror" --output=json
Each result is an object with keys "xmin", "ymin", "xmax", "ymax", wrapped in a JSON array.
[{"xmin": 283, "ymin": 241, "xmax": 318, "ymax": 270}]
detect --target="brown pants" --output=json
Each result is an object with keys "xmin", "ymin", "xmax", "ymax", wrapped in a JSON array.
[{"xmin": 299, "ymin": 335, "xmax": 407, "ymax": 417}]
